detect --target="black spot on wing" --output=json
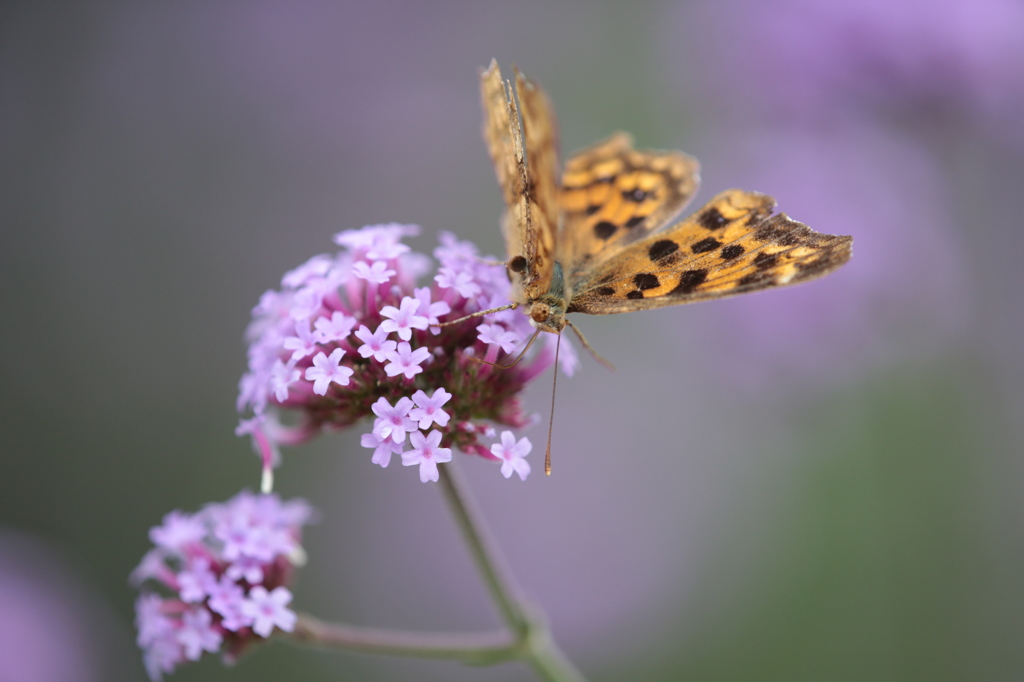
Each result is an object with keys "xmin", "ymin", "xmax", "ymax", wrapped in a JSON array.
[
  {"xmin": 720, "ymin": 244, "xmax": 744, "ymax": 260},
  {"xmin": 585, "ymin": 204, "xmax": 601, "ymax": 216},
  {"xmin": 623, "ymin": 188, "xmax": 648, "ymax": 202},
  {"xmin": 625, "ymin": 215, "xmax": 645, "ymax": 229},
  {"xmin": 626, "ymin": 290, "xmax": 644, "ymax": 300},
  {"xmin": 593, "ymin": 221, "xmax": 617, "ymax": 240},
  {"xmin": 753, "ymin": 252, "xmax": 778, "ymax": 269},
  {"xmin": 648, "ymin": 239, "xmax": 679, "ymax": 261},
  {"xmin": 698, "ymin": 207, "xmax": 728, "ymax": 230},
  {"xmin": 633, "ymin": 273, "xmax": 660, "ymax": 290},
  {"xmin": 691, "ymin": 237, "xmax": 722, "ymax": 254},
  {"xmin": 595, "ymin": 286, "xmax": 615, "ymax": 296},
  {"xmin": 671, "ymin": 269, "xmax": 708, "ymax": 295}
]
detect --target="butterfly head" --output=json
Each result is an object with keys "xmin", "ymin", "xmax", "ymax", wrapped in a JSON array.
[{"xmin": 527, "ymin": 298, "xmax": 566, "ymax": 335}]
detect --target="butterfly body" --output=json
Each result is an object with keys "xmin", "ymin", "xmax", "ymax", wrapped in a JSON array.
[
  {"xmin": 480, "ymin": 60, "xmax": 853, "ymax": 339},
  {"xmin": 519, "ymin": 261, "xmax": 567, "ymax": 333}
]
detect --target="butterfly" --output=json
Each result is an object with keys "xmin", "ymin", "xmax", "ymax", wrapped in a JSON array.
[{"xmin": 478, "ymin": 60, "xmax": 853, "ymax": 472}]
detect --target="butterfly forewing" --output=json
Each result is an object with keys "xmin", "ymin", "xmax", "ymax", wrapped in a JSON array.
[
  {"xmin": 514, "ymin": 68, "xmax": 561, "ymax": 267},
  {"xmin": 479, "ymin": 61, "xmax": 557, "ymax": 304},
  {"xmin": 480, "ymin": 61, "xmax": 519, "ymax": 209},
  {"xmin": 567, "ymin": 189, "xmax": 853, "ymax": 314},
  {"xmin": 558, "ymin": 133, "xmax": 701, "ymax": 281}
]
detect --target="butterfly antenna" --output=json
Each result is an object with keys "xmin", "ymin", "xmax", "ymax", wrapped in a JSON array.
[
  {"xmin": 475, "ymin": 256, "xmax": 506, "ymax": 267},
  {"xmin": 544, "ymin": 333, "xmax": 561, "ymax": 476},
  {"xmin": 472, "ymin": 327, "xmax": 542, "ymax": 369},
  {"xmin": 566, "ymin": 320, "xmax": 615, "ymax": 372},
  {"xmin": 437, "ymin": 303, "xmax": 518, "ymax": 328}
]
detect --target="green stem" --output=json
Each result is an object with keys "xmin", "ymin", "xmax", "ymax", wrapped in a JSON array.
[
  {"xmin": 290, "ymin": 614, "xmax": 517, "ymax": 665},
  {"xmin": 436, "ymin": 460, "xmax": 529, "ymax": 634}
]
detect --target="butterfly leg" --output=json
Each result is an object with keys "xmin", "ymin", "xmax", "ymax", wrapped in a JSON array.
[
  {"xmin": 565, "ymin": 320, "xmax": 615, "ymax": 372},
  {"xmin": 476, "ymin": 256, "xmax": 506, "ymax": 267},
  {"xmin": 437, "ymin": 303, "xmax": 519, "ymax": 328},
  {"xmin": 470, "ymin": 327, "xmax": 543, "ymax": 369}
]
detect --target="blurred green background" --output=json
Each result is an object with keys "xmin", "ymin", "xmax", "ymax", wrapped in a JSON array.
[{"xmin": 2, "ymin": 1, "xmax": 1023, "ymax": 680}]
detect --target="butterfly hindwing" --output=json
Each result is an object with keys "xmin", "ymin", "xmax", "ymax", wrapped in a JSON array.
[
  {"xmin": 567, "ymin": 189, "xmax": 853, "ymax": 314},
  {"xmin": 559, "ymin": 133, "xmax": 700, "ymax": 280}
]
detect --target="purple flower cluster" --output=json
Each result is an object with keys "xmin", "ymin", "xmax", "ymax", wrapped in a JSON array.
[
  {"xmin": 237, "ymin": 224, "xmax": 576, "ymax": 482},
  {"xmin": 132, "ymin": 491, "xmax": 312, "ymax": 680}
]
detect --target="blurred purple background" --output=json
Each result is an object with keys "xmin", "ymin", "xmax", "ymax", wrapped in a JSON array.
[{"xmin": 2, "ymin": 1, "xmax": 1023, "ymax": 680}]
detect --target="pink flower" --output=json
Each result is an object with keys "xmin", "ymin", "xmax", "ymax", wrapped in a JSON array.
[
  {"xmin": 135, "ymin": 593, "xmax": 173, "ymax": 647},
  {"xmin": 148, "ymin": 510, "xmax": 205, "ymax": 552},
  {"xmin": 409, "ymin": 388, "xmax": 452, "ymax": 429},
  {"xmin": 477, "ymin": 323, "xmax": 521, "ymax": 354},
  {"xmin": 241, "ymin": 586, "xmax": 297, "ymax": 637},
  {"xmin": 281, "ymin": 253, "xmax": 334, "ymax": 289},
  {"xmin": 177, "ymin": 607, "xmax": 222, "ymax": 661},
  {"xmin": 352, "ymin": 259, "xmax": 396, "ymax": 284},
  {"xmin": 269, "ymin": 360, "xmax": 300, "ymax": 403},
  {"xmin": 371, "ymin": 396, "xmax": 416, "ymax": 444},
  {"xmin": 304, "ymin": 348, "xmax": 353, "ymax": 395},
  {"xmin": 361, "ymin": 430, "xmax": 404, "ymax": 468},
  {"xmin": 354, "ymin": 323, "xmax": 397, "ymax": 362},
  {"xmin": 384, "ymin": 342, "xmax": 431, "ymax": 379},
  {"xmin": 313, "ymin": 311, "xmax": 356, "ymax": 343},
  {"xmin": 379, "ymin": 296, "xmax": 430, "ymax": 341},
  {"xmin": 402, "ymin": 430, "xmax": 453, "ymax": 483},
  {"xmin": 177, "ymin": 557, "xmax": 216, "ymax": 603},
  {"xmin": 282, "ymin": 320, "xmax": 318, "ymax": 361},
  {"xmin": 434, "ymin": 230, "xmax": 479, "ymax": 265},
  {"xmin": 413, "ymin": 286, "xmax": 451, "ymax": 331},
  {"xmin": 207, "ymin": 577, "xmax": 248, "ymax": 631},
  {"xmin": 334, "ymin": 222, "xmax": 418, "ymax": 257},
  {"xmin": 491, "ymin": 431, "xmax": 532, "ymax": 481},
  {"xmin": 435, "ymin": 266, "xmax": 481, "ymax": 298}
]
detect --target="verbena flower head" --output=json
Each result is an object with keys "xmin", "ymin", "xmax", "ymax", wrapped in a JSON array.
[
  {"xmin": 131, "ymin": 490, "xmax": 313, "ymax": 680},
  {"xmin": 237, "ymin": 225, "xmax": 576, "ymax": 484}
]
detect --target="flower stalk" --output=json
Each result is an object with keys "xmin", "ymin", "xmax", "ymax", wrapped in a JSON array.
[{"xmin": 437, "ymin": 461, "xmax": 530, "ymax": 634}]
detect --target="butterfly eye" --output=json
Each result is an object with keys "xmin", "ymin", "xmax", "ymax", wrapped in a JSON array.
[
  {"xmin": 508, "ymin": 256, "xmax": 528, "ymax": 274},
  {"xmin": 530, "ymin": 303, "xmax": 551, "ymax": 323}
]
